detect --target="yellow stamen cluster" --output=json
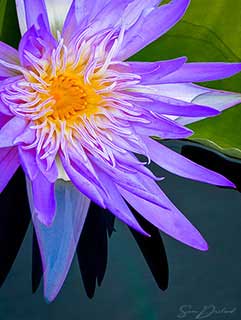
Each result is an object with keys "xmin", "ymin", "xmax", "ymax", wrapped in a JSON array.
[{"xmin": 41, "ymin": 73, "xmax": 103, "ymax": 124}]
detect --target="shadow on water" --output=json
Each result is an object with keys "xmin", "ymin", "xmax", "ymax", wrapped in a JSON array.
[
  {"xmin": 181, "ymin": 142, "xmax": 241, "ymax": 193},
  {"xmin": 0, "ymin": 140, "xmax": 240, "ymax": 298},
  {"xmin": 76, "ymin": 203, "xmax": 110, "ymax": 299},
  {"xmin": 128, "ymin": 208, "xmax": 169, "ymax": 291},
  {"xmin": 0, "ymin": 169, "xmax": 31, "ymax": 287}
]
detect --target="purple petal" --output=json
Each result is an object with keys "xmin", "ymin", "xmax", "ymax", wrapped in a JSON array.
[
  {"xmin": 0, "ymin": 41, "xmax": 20, "ymax": 78},
  {"xmin": 121, "ymin": 0, "xmax": 160, "ymax": 28},
  {"xmin": 119, "ymin": 180, "xmax": 208, "ymax": 251},
  {"xmin": 133, "ymin": 93, "xmax": 220, "ymax": 117},
  {"xmin": 0, "ymin": 117, "xmax": 28, "ymax": 148},
  {"xmin": 18, "ymin": 20, "xmax": 56, "ymax": 68},
  {"xmin": 0, "ymin": 114, "xmax": 11, "ymax": 129},
  {"xmin": 143, "ymin": 137, "xmax": 235, "ymax": 188},
  {"xmin": 31, "ymin": 172, "xmax": 56, "ymax": 226},
  {"xmin": 0, "ymin": 41, "xmax": 19, "ymax": 64},
  {"xmin": 27, "ymin": 179, "xmax": 90, "ymax": 302},
  {"xmin": 91, "ymin": 0, "xmax": 134, "ymax": 31},
  {"xmin": 118, "ymin": 0, "xmax": 190, "ymax": 60},
  {"xmin": 0, "ymin": 147, "xmax": 20, "ymax": 192},
  {"xmin": 63, "ymin": 0, "xmax": 160, "ymax": 41},
  {"xmin": 133, "ymin": 113, "xmax": 193, "ymax": 139},
  {"xmin": 0, "ymin": 75, "xmax": 23, "ymax": 91},
  {"xmin": 138, "ymin": 82, "xmax": 241, "ymax": 124},
  {"xmin": 126, "ymin": 57, "xmax": 187, "ymax": 84},
  {"xmin": 138, "ymin": 83, "xmax": 210, "ymax": 102},
  {"xmin": 0, "ymin": 101, "xmax": 14, "ymax": 116},
  {"xmin": 159, "ymin": 62, "xmax": 241, "ymax": 83},
  {"xmin": 14, "ymin": 125, "xmax": 36, "ymax": 145},
  {"xmin": 36, "ymin": 156, "xmax": 58, "ymax": 183},
  {"xmin": 177, "ymin": 91, "xmax": 241, "ymax": 125},
  {"xmin": 15, "ymin": 0, "xmax": 50, "ymax": 34},
  {"xmin": 63, "ymin": 0, "xmax": 132, "ymax": 40},
  {"xmin": 18, "ymin": 147, "xmax": 38, "ymax": 180},
  {"xmin": 0, "ymin": 77, "xmax": 24, "ymax": 116},
  {"xmin": 64, "ymin": 0, "xmax": 110, "ymax": 30},
  {"xmin": 96, "ymin": 169, "xmax": 149, "ymax": 236},
  {"xmin": 91, "ymin": 154, "xmax": 169, "ymax": 210},
  {"xmin": 60, "ymin": 153, "xmax": 105, "ymax": 208},
  {"xmin": 68, "ymin": 147, "xmax": 105, "ymax": 191}
]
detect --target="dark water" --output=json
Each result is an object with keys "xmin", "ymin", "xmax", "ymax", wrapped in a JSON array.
[{"xmin": 0, "ymin": 141, "xmax": 240, "ymax": 320}]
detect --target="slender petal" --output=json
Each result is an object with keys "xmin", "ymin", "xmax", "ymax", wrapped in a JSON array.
[
  {"xmin": 0, "ymin": 42, "xmax": 20, "ymax": 78},
  {"xmin": 64, "ymin": 0, "xmax": 110, "ymax": 32},
  {"xmin": 18, "ymin": 147, "xmax": 38, "ymax": 180},
  {"xmin": 121, "ymin": 0, "xmax": 161, "ymax": 28},
  {"xmin": 18, "ymin": 20, "xmax": 56, "ymax": 68},
  {"xmin": 133, "ymin": 114, "xmax": 193, "ymax": 139},
  {"xmin": 27, "ymin": 179, "xmax": 90, "ymax": 302},
  {"xmin": 36, "ymin": 156, "xmax": 58, "ymax": 183},
  {"xmin": 159, "ymin": 62, "xmax": 241, "ymax": 83},
  {"xmin": 133, "ymin": 94, "xmax": 220, "ymax": 117},
  {"xmin": 119, "ymin": 184, "xmax": 208, "ymax": 251},
  {"xmin": 0, "ymin": 41, "xmax": 19, "ymax": 65},
  {"xmin": 126, "ymin": 57, "xmax": 187, "ymax": 84},
  {"xmin": 0, "ymin": 147, "xmax": 20, "ymax": 192},
  {"xmin": 96, "ymin": 168, "xmax": 150, "ymax": 236},
  {"xmin": 60, "ymin": 153, "xmax": 106, "ymax": 208},
  {"xmin": 144, "ymin": 137, "xmax": 235, "ymax": 187},
  {"xmin": 14, "ymin": 126, "xmax": 36, "ymax": 145},
  {"xmin": 0, "ymin": 117, "xmax": 28, "ymax": 148},
  {"xmin": 85, "ymin": 0, "xmax": 136, "ymax": 35},
  {"xmin": 63, "ymin": 0, "xmax": 133, "ymax": 40},
  {"xmin": 117, "ymin": 0, "xmax": 191, "ymax": 60},
  {"xmin": 15, "ymin": 0, "xmax": 50, "ymax": 34},
  {"xmin": 31, "ymin": 171, "xmax": 56, "ymax": 226},
  {"xmin": 63, "ymin": 0, "xmax": 161, "ymax": 41},
  {"xmin": 139, "ymin": 83, "xmax": 241, "ymax": 125},
  {"xmin": 91, "ymin": 155, "xmax": 169, "ymax": 209},
  {"xmin": 0, "ymin": 114, "xmax": 11, "ymax": 129},
  {"xmin": 178, "ymin": 91, "xmax": 241, "ymax": 125},
  {"xmin": 136, "ymin": 83, "xmax": 210, "ymax": 102}
]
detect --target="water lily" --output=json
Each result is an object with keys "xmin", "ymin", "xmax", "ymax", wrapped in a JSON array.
[{"xmin": 0, "ymin": 0, "xmax": 240, "ymax": 301}]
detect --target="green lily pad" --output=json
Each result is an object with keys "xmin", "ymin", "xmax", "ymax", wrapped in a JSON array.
[
  {"xmin": 0, "ymin": 0, "xmax": 20, "ymax": 48},
  {"xmin": 133, "ymin": 0, "xmax": 241, "ymax": 159}
]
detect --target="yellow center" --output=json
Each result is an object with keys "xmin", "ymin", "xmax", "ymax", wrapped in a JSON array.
[{"xmin": 40, "ymin": 73, "xmax": 103, "ymax": 124}]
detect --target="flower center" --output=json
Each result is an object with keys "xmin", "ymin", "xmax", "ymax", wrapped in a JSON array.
[
  {"xmin": 42, "ymin": 73, "xmax": 102, "ymax": 123},
  {"xmin": 49, "ymin": 75, "xmax": 88, "ymax": 120}
]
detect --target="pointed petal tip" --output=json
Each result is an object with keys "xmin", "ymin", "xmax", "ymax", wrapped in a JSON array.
[
  {"xmin": 124, "ymin": 216, "xmax": 150, "ymax": 237},
  {"xmin": 44, "ymin": 296, "xmax": 53, "ymax": 304},
  {"xmin": 227, "ymin": 62, "xmax": 241, "ymax": 76},
  {"xmin": 183, "ymin": 233, "xmax": 208, "ymax": 252},
  {"xmin": 185, "ymin": 127, "xmax": 194, "ymax": 135},
  {"xmin": 212, "ymin": 173, "xmax": 236, "ymax": 189},
  {"xmin": 205, "ymin": 107, "xmax": 221, "ymax": 117},
  {"xmin": 192, "ymin": 91, "xmax": 241, "ymax": 111},
  {"xmin": 35, "ymin": 209, "xmax": 55, "ymax": 227},
  {"xmin": 196, "ymin": 239, "xmax": 209, "ymax": 252},
  {"xmin": 221, "ymin": 179, "xmax": 236, "ymax": 189},
  {"xmin": 44, "ymin": 289, "xmax": 57, "ymax": 304}
]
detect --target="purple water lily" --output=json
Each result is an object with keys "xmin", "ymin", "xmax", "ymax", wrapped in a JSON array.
[{"xmin": 0, "ymin": 0, "xmax": 240, "ymax": 301}]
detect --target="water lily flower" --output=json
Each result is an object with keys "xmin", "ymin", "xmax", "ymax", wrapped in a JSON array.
[{"xmin": 0, "ymin": 0, "xmax": 240, "ymax": 301}]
